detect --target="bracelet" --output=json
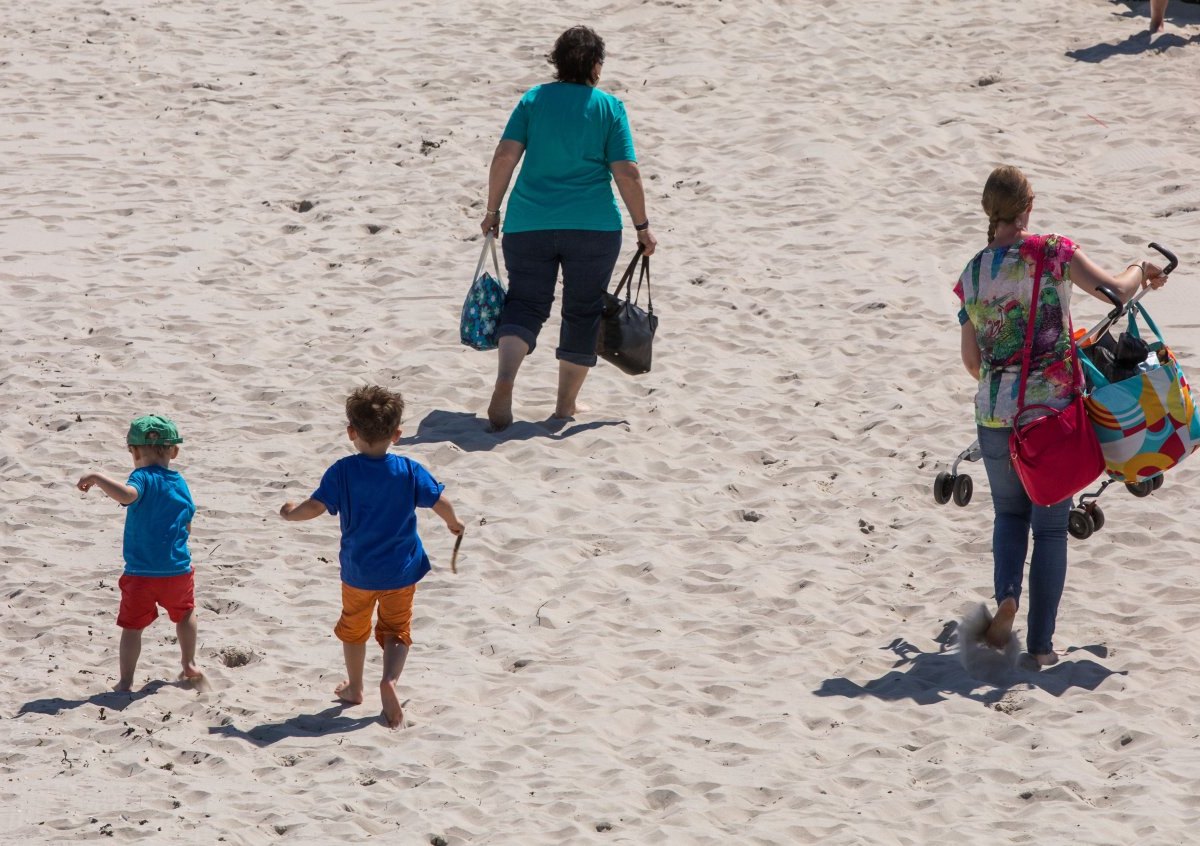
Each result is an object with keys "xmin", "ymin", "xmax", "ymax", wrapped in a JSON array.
[
  {"xmin": 634, "ymin": 220, "xmax": 650, "ymax": 231},
  {"xmin": 1127, "ymin": 262, "xmax": 1146, "ymax": 283},
  {"xmin": 485, "ymin": 209, "xmax": 500, "ymax": 216}
]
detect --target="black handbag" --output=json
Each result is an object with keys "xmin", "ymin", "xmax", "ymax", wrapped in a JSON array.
[{"xmin": 596, "ymin": 246, "xmax": 657, "ymax": 375}]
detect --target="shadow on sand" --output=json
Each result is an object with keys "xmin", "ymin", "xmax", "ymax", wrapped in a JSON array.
[
  {"xmin": 16, "ymin": 680, "xmax": 182, "ymax": 717},
  {"xmin": 813, "ymin": 622, "xmax": 1125, "ymax": 708},
  {"xmin": 1068, "ymin": 3, "xmax": 1200, "ymax": 62},
  {"xmin": 398, "ymin": 409, "xmax": 627, "ymax": 452},
  {"xmin": 208, "ymin": 703, "xmax": 381, "ymax": 746}
]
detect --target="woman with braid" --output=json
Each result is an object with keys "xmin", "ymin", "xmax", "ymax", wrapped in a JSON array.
[{"xmin": 953, "ymin": 165, "xmax": 1168, "ymax": 665}]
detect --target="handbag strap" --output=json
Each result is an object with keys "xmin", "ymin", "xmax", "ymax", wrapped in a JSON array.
[
  {"xmin": 1015, "ymin": 241, "xmax": 1083, "ymax": 410},
  {"xmin": 634, "ymin": 254, "xmax": 652, "ymax": 313},
  {"xmin": 1015, "ymin": 248, "xmax": 1046, "ymax": 411},
  {"xmin": 612, "ymin": 245, "xmax": 644, "ymax": 300},
  {"xmin": 473, "ymin": 232, "xmax": 502, "ymax": 284}
]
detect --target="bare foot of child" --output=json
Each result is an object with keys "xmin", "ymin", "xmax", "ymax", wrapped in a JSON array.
[
  {"xmin": 984, "ymin": 597, "xmax": 1017, "ymax": 649},
  {"xmin": 380, "ymin": 680, "xmax": 404, "ymax": 729},
  {"xmin": 179, "ymin": 666, "xmax": 210, "ymax": 691},
  {"xmin": 1033, "ymin": 651, "xmax": 1060, "ymax": 667},
  {"xmin": 113, "ymin": 679, "xmax": 133, "ymax": 693},
  {"xmin": 487, "ymin": 384, "xmax": 514, "ymax": 431},
  {"xmin": 334, "ymin": 680, "xmax": 364, "ymax": 705}
]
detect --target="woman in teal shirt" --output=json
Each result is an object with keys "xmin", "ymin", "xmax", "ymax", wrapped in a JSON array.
[{"xmin": 480, "ymin": 26, "xmax": 658, "ymax": 430}]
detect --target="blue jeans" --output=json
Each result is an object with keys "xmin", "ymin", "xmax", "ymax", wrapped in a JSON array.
[
  {"xmin": 977, "ymin": 425, "xmax": 1070, "ymax": 655},
  {"xmin": 498, "ymin": 229, "xmax": 623, "ymax": 367}
]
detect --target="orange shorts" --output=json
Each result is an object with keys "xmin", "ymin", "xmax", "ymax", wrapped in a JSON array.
[{"xmin": 334, "ymin": 583, "xmax": 415, "ymax": 647}]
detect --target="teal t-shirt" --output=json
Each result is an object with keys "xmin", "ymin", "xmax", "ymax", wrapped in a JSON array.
[
  {"xmin": 122, "ymin": 466, "xmax": 195, "ymax": 577},
  {"xmin": 500, "ymin": 82, "xmax": 637, "ymax": 233}
]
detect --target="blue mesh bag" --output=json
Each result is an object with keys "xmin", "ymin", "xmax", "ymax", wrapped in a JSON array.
[{"xmin": 460, "ymin": 233, "xmax": 506, "ymax": 351}]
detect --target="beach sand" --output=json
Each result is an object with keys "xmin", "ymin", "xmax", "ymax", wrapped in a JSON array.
[{"xmin": 3, "ymin": 0, "xmax": 1200, "ymax": 842}]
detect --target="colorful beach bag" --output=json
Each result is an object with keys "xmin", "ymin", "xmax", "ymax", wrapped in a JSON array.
[
  {"xmin": 1081, "ymin": 303, "xmax": 1200, "ymax": 483},
  {"xmin": 460, "ymin": 233, "xmax": 506, "ymax": 351}
]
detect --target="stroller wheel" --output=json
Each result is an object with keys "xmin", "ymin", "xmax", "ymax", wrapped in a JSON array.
[
  {"xmin": 1152, "ymin": 474, "xmax": 1164, "ymax": 491},
  {"xmin": 1068, "ymin": 507, "xmax": 1095, "ymax": 540},
  {"xmin": 933, "ymin": 472, "xmax": 954, "ymax": 505},
  {"xmin": 1085, "ymin": 503, "xmax": 1106, "ymax": 532},
  {"xmin": 1126, "ymin": 480, "xmax": 1154, "ymax": 498},
  {"xmin": 952, "ymin": 473, "xmax": 973, "ymax": 507}
]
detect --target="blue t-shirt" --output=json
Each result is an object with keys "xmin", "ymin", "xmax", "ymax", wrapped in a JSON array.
[
  {"xmin": 123, "ymin": 466, "xmax": 195, "ymax": 577},
  {"xmin": 311, "ymin": 453, "xmax": 445, "ymax": 591},
  {"xmin": 500, "ymin": 82, "xmax": 637, "ymax": 233}
]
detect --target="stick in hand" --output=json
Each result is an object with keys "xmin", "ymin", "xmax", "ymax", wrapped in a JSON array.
[{"xmin": 450, "ymin": 532, "xmax": 463, "ymax": 574}]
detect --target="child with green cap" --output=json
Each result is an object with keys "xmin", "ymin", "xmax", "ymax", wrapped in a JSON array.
[{"xmin": 77, "ymin": 415, "xmax": 201, "ymax": 691}]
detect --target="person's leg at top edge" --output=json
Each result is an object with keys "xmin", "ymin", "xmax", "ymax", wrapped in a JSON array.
[
  {"xmin": 490, "ymin": 230, "xmax": 558, "ymax": 430},
  {"xmin": 332, "ymin": 584, "xmax": 376, "ymax": 705},
  {"xmin": 375, "ymin": 585, "xmax": 415, "ymax": 728},
  {"xmin": 977, "ymin": 426, "xmax": 1031, "ymax": 649},
  {"xmin": 555, "ymin": 230, "xmax": 622, "ymax": 419},
  {"xmin": 1026, "ymin": 498, "xmax": 1070, "ymax": 666},
  {"xmin": 1150, "ymin": 0, "xmax": 1168, "ymax": 33}
]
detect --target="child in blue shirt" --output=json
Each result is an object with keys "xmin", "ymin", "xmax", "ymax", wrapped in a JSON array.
[
  {"xmin": 77, "ymin": 415, "xmax": 201, "ymax": 692},
  {"xmin": 281, "ymin": 385, "xmax": 464, "ymax": 728}
]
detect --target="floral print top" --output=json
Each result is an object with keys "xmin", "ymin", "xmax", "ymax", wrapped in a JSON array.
[{"xmin": 954, "ymin": 233, "xmax": 1079, "ymax": 428}]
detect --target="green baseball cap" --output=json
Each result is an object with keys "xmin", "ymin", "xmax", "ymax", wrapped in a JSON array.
[{"xmin": 127, "ymin": 415, "xmax": 183, "ymax": 446}]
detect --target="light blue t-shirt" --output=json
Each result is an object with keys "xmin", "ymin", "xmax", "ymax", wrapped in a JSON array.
[
  {"xmin": 311, "ymin": 453, "xmax": 445, "ymax": 591},
  {"xmin": 501, "ymin": 82, "xmax": 637, "ymax": 233},
  {"xmin": 123, "ymin": 466, "xmax": 195, "ymax": 577}
]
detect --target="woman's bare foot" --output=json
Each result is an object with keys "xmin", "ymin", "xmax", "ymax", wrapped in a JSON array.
[
  {"xmin": 551, "ymin": 400, "xmax": 588, "ymax": 420},
  {"xmin": 380, "ymin": 680, "xmax": 404, "ymax": 729},
  {"xmin": 334, "ymin": 680, "xmax": 364, "ymax": 705},
  {"xmin": 984, "ymin": 597, "xmax": 1018, "ymax": 649},
  {"xmin": 113, "ymin": 679, "xmax": 133, "ymax": 693},
  {"xmin": 487, "ymin": 383, "xmax": 514, "ymax": 431},
  {"xmin": 1033, "ymin": 651, "xmax": 1060, "ymax": 667}
]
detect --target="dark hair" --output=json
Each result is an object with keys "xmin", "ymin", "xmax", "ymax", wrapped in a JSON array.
[
  {"xmin": 548, "ymin": 26, "xmax": 605, "ymax": 85},
  {"xmin": 345, "ymin": 385, "xmax": 404, "ymax": 443}
]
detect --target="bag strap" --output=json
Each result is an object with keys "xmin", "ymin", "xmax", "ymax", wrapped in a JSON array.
[
  {"xmin": 633, "ymin": 254, "xmax": 652, "ymax": 313},
  {"xmin": 1016, "ymin": 240, "xmax": 1084, "ymax": 411},
  {"xmin": 1015, "ymin": 247, "xmax": 1047, "ymax": 411},
  {"xmin": 473, "ymin": 233, "xmax": 502, "ymax": 284},
  {"xmin": 1127, "ymin": 302, "xmax": 1166, "ymax": 346},
  {"xmin": 612, "ymin": 245, "xmax": 644, "ymax": 300}
]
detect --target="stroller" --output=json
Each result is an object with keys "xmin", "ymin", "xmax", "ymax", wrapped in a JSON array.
[{"xmin": 933, "ymin": 243, "xmax": 1184, "ymax": 540}]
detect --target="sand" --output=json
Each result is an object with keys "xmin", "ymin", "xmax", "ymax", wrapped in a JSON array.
[{"xmin": 4, "ymin": 0, "xmax": 1200, "ymax": 843}]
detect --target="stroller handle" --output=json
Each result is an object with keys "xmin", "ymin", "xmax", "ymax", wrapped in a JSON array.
[
  {"xmin": 1094, "ymin": 285, "xmax": 1123, "ymax": 311},
  {"xmin": 1078, "ymin": 244, "xmax": 1179, "ymax": 347},
  {"xmin": 1121, "ymin": 243, "xmax": 1180, "ymax": 312},
  {"xmin": 1148, "ymin": 242, "xmax": 1178, "ymax": 276}
]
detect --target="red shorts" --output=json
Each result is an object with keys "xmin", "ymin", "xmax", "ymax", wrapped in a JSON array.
[{"xmin": 117, "ymin": 572, "xmax": 196, "ymax": 630}]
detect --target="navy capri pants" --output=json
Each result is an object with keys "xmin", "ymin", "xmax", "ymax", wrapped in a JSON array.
[{"xmin": 497, "ymin": 229, "xmax": 623, "ymax": 367}]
